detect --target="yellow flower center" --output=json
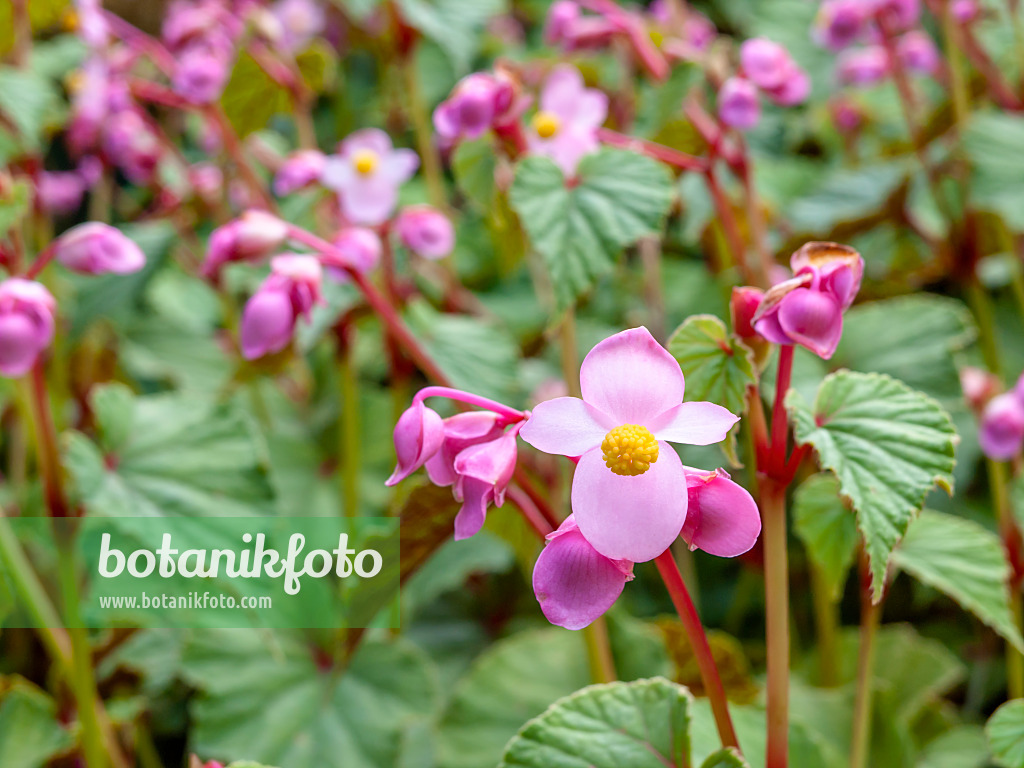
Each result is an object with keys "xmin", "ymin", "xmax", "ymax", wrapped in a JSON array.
[
  {"xmin": 601, "ymin": 424, "xmax": 659, "ymax": 477},
  {"xmin": 532, "ymin": 111, "xmax": 561, "ymax": 139},
  {"xmin": 353, "ymin": 149, "xmax": 379, "ymax": 175}
]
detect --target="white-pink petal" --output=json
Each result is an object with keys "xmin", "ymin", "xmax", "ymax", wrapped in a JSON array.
[
  {"xmin": 519, "ymin": 396, "xmax": 613, "ymax": 457},
  {"xmin": 650, "ymin": 401, "xmax": 739, "ymax": 445}
]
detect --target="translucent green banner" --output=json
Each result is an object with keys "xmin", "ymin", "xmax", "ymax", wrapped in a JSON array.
[{"xmin": 0, "ymin": 516, "xmax": 399, "ymax": 629}]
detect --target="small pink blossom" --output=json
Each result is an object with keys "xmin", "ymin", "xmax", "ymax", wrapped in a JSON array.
[
  {"xmin": 274, "ymin": 150, "xmax": 327, "ymax": 196},
  {"xmin": 54, "ymin": 222, "xmax": 146, "ymax": 275},
  {"xmin": 0, "ymin": 279, "xmax": 57, "ymax": 378},
  {"xmin": 740, "ymin": 38, "xmax": 793, "ymax": 91},
  {"xmin": 813, "ymin": 0, "xmax": 869, "ymax": 50},
  {"xmin": 718, "ymin": 77, "xmax": 761, "ymax": 131},
  {"xmin": 837, "ymin": 46, "xmax": 890, "ymax": 85},
  {"xmin": 387, "ymin": 400, "xmax": 447, "ymax": 486},
  {"xmin": 395, "ymin": 205, "xmax": 454, "ymax": 260},
  {"xmin": 271, "ymin": 0, "xmax": 326, "ymax": 53},
  {"xmin": 321, "ymin": 129, "xmax": 419, "ymax": 225},
  {"xmin": 203, "ymin": 210, "xmax": 290, "ymax": 278},
  {"xmin": 520, "ymin": 327, "xmax": 738, "ymax": 562},
  {"xmin": 951, "ymin": 0, "xmax": 980, "ymax": 22},
  {"xmin": 433, "ymin": 73, "xmax": 517, "ymax": 145},
  {"xmin": 896, "ymin": 31, "xmax": 940, "ymax": 75},
  {"xmin": 323, "ymin": 227, "xmax": 382, "ymax": 278},
  {"xmin": 239, "ymin": 254, "xmax": 323, "ymax": 360},
  {"xmin": 172, "ymin": 45, "xmax": 233, "ymax": 104},
  {"xmin": 980, "ymin": 393, "xmax": 1024, "ymax": 461},
  {"xmin": 752, "ymin": 242, "xmax": 864, "ymax": 359},
  {"xmin": 101, "ymin": 110, "xmax": 163, "ymax": 186},
  {"xmin": 527, "ymin": 65, "xmax": 608, "ymax": 176}
]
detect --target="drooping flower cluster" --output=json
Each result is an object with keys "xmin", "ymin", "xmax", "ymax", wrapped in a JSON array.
[
  {"xmin": 526, "ymin": 65, "xmax": 608, "ymax": 176},
  {"xmin": 749, "ymin": 242, "xmax": 864, "ymax": 360},
  {"xmin": 814, "ymin": 0, "xmax": 942, "ymax": 87},
  {"xmin": 719, "ymin": 38, "xmax": 811, "ymax": 130},
  {"xmin": 387, "ymin": 329, "xmax": 761, "ymax": 631}
]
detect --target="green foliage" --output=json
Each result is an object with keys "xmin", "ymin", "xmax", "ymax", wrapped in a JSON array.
[
  {"xmin": 0, "ymin": 177, "xmax": 30, "ymax": 237},
  {"xmin": 787, "ymin": 372, "xmax": 958, "ymax": 598},
  {"xmin": 700, "ymin": 748, "xmax": 751, "ymax": 768},
  {"xmin": 989, "ymin": 699, "xmax": 1024, "ymax": 768},
  {"xmin": 396, "ymin": 0, "xmax": 505, "ymax": 73},
  {"xmin": 498, "ymin": 678, "xmax": 693, "ymax": 768},
  {"xmin": 893, "ymin": 510, "xmax": 1024, "ymax": 651},
  {"xmin": 0, "ymin": 679, "xmax": 74, "ymax": 768},
  {"xmin": 510, "ymin": 149, "xmax": 674, "ymax": 310},
  {"xmin": 668, "ymin": 314, "xmax": 757, "ymax": 418},
  {"xmin": 792, "ymin": 473, "xmax": 859, "ymax": 600},
  {"xmin": 963, "ymin": 112, "xmax": 1024, "ymax": 229}
]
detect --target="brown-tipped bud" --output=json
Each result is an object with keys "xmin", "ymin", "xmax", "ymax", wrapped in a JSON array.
[{"xmin": 730, "ymin": 286, "xmax": 765, "ymax": 341}]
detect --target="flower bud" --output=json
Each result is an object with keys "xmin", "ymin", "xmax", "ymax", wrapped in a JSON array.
[
  {"xmin": 395, "ymin": 205, "xmax": 455, "ymax": 260},
  {"xmin": 36, "ymin": 171, "xmax": 88, "ymax": 215},
  {"xmin": 980, "ymin": 393, "xmax": 1024, "ymax": 461},
  {"xmin": 323, "ymin": 227, "xmax": 382, "ymax": 280},
  {"xmin": 961, "ymin": 366, "xmax": 999, "ymax": 412},
  {"xmin": 451, "ymin": 429, "xmax": 519, "ymax": 540},
  {"xmin": 730, "ymin": 286, "xmax": 764, "ymax": 341},
  {"xmin": 544, "ymin": 1, "xmax": 581, "ymax": 47},
  {"xmin": 239, "ymin": 288, "xmax": 294, "ymax": 360},
  {"xmin": 681, "ymin": 468, "xmax": 761, "ymax": 556},
  {"xmin": 273, "ymin": 150, "xmax": 327, "ymax": 196},
  {"xmin": 102, "ymin": 110, "xmax": 162, "ymax": 186},
  {"xmin": 951, "ymin": 0, "xmax": 979, "ymax": 22},
  {"xmin": 813, "ymin": 0, "xmax": 868, "ymax": 51},
  {"xmin": 266, "ymin": 253, "xmax": 323, "ymax": 318},
  {"xmin": 173, "ymin": 45, "xmax": 232, "ymax": 104},
  {"xmin": 896, "ymin": 31, "xmax": 940, "ymax": 75},
  {"xmin": 765, "ymin": 64, "xmax": 811, "ymax": 106},
  {"xmin": 718, "ymin": 77, "xmax": 761, "ymax": 130},
  {"xmin": 0, "ymin": 279, "xmax": 57, "ymax": 377},
  {"xmin": 55, "ymin": 222, "xmax": 146, "ymax": 275},
  {"xmin": 386, "ymin": 400, "xmax": 446, "ymax": 486},
  {"xmin": 203, "ymin": 210, "xmax": 289, "ymax": 278},
  {"xmin": 740, "ymin": 38, "xmax": 792, "ymax": 91},
  {"xmin": 837, "ymin": 46, "xmax": 889, "ymax": 86}
]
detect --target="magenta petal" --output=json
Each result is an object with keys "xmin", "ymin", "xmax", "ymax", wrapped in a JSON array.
[
  {"xmin": 681, "ymin": 469, "xmax": 761, "ymax": 557},
  {"xmin": 454, "ymin": 477, "xmax": 492, "ymax": 540},
  {"xmin": 533, "ymin": 524, "xmax": 629, "ymax": 630},
  {"xmin": 777, "ymin": 289, "xmax": 843, "ymax": 359},
  {"xmin": 0, "ymin": 313, "xmax": 43, "ymax": 377},
  {"xmin": 571, "ymin": 445, "xmax": 687, "ymax": 562},
  {"xmin": 650, "ymin": 401, "xmax": 739, "ymax": 446},
  {"xmin": 580, "ymin": 327, "xmax": 685, "ymax": 425},
  {"xmin": 386, "ymin": 401, "xmax": 445, "ymax": 486},
  {"xmin": 519, "ymin": 396, "xmax": 612, "ymax": 457}
]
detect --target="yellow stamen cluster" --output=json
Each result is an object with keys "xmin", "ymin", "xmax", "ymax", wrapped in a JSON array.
[
  {"xmin": 532, "ymin": 111, "xmax": 561, "ymax": 139},
  {"xmin": 353, "ymin": 149, "xmax": 379, "ymax": 175},
  {"xmin": 601, "ymin": 424, "xmax": 659, "ymax": 477}
]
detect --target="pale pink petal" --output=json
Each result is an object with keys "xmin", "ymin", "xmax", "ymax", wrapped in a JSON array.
[
  {"xmin": 340, "ymin": 176, "xmax": 399, "ymax": 225},
  {"xmin": 572, "ymin": 445, "xmax": 687, "ymax": 562},
  {"xmin": 579, "ymin": 327, "xmax": 685, "ymax": 425},
  {"xmin": 380, "ymin": 148, "xmax": 420, "ymax": 184},
  {"xmin": 540, "ymin": 65, "xmax": 586, "ymax": 117},
  {"xmin": 320, "ymin": 155, "xmax": 354, "ymax": 192},
  {"xmin": 650, "ymin": 401, "xmax": 739, "ymax": 445},
  {"xmin": 340, "ymin": 127, "xmax": 393, "ymax": 158},
  {"xmin": 454, "ymin": 477, "xmax": 492, "ymax": 540},
  {"xmin": 519, "ymin": 396, "xmax": 613, "ymax": 457},
  {"xmin": 681, "ymin": 469, "xmax": 761, "ymax": 557},
  {"xmin": 533, "ymin": 523, "xmax": 630, "ymax": 630}
]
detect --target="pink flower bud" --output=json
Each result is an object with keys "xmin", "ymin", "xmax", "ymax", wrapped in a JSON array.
[
  {"xmin": 189, "ymin": 162, "xmax": 223, "ymax": 203},
  {"xmin": 54, "ymin": 222, "xmax": 146, "ymax": 275},
  {"xmin": 325, "ymin": 227, "xmax": 382, "ymax": 278},
  {"xmin": 203, "ymin": 210, "xmax": 289, "ymax": 278},
  {"xmin": 765, "ymin": 63, "xmax": 811, "ymax": 106},
  {"xmin": 837, "ymin": 46, "xmax": 890, "ymax": 86},
  {"xmin": 266, "ymin": 254, "xmax": 323, "ymax": 319},
  {"xmin": 173, "ymin": 45, "xmax": 232, "ymax": 104},
  {"xmin": 240, "ymin": 287, "xmax": 295, "ymax": 360},
  {"xmin": 873, "ymin": 0, "xmax": 921, "ymax": 32},
  {"xmin": 102, "ymin": 110, "xmax": 162, "ymax": 186},
  {"xmin": 273, "ymin": 150, "xmax": 327, "ymax": 196},
  {"xmin": 386, "ymin": 400, "xmax": 446, "ymax": 486},
  {"xmin": 544, "ymin": 1, "xmax": 581, "ymax": 46},
  {"xmin": 395, "ymin": 205, "xmax": 455, "ymax": 260},
  {"xmin": 980, "ymin": 393, "xmax": 1024, "ymax": 461},
  {"xmin": 680, "ymin": 468, "xmax": 761, "ymax": 556},
  {"xmin": 36, "ymin": 171, "xmax": 88, "ymax": 216},
  {"xmin": 814, "ymin": 0, "xmax": 869, "ymax": 51},
  {"xmin": 0, "ymin": 279, "xmax": 56, "ymax": 377},
  {"xmin": 532, "ymin": 515, "xmax": 633, "ymax": 630},
  {"xmin": 731, "ymin": 286, "xmax": 765, "ymax": 341},
  {"xmin": 451, "ymin": 429, "xmax": 519, "ymax": 540},
  {"xmin": 271, "ymin": 0, "xmax": 326, "ymax": 53},
  {"xmin": 951, "ymin": 0, "xmax": 979, "ymax": 22},
  {"xmin": 896, "ymin": 31, "xmax": 940, "ymax": 75},
  {"xmin": 718, "ymin": 77, "xmax": 761, "ymax": 130},
  {"xmin": 961, "ymin": 366, "xmax": 999, "ymax": 412},
  {"xmin": 740, "ymin": 38, "xmax": 793, "ymax": 91}
]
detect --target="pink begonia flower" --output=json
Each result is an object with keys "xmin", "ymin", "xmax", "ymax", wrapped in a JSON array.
[
  {"xmin": 765, "ymin": 64, "xmax": 812, "ymax": 107},
  {"xmin": 386, "ymin": 400, "xmax": 446, "ymax": 486},
  {"xmin": 450, "ymin": 428, "xmax": 520, "ymax": 539},
  {"xmin": 740, "ymin": 38, "xmax": 793, "ymax": 91},
  {"xmin": 271, "ymin": 0, "xmax": 326, "ymax": 53},
  {"xmin": 730, "ymin": 286, "xmax": 765, "ymax": 343},
  {"xmin": 680, "ymin": 468, "xmax": 761, "ymax": 556},
  {"xmin": 0, "ymin": 279, "xmax": 57, "ymax": 378},
  {"xmin": 533, "ymin": 515, "xmax": 634, "ymax": 630},
  {"xmin": 543, "ymin": 0, "xmax": 619, "ymax": 51},
  {"xmin": 321, "ymin": 129, "xmax": 419, "ymax": 225},
  {"xmin": 752, "ymin": 242, "xmax": 864, "ymax": 360},
  {"xmin": 813, "ymin": 0, "xmax": 869, "ymax": 50},
  {"xmin": 527, "ymin": 65, "xmax": 608, "ymax": 176},
  {"xmin": 173, "ymin": 45, "xmax": 233, "ymax": 104},
  {"xmin": 321, "ymin": 227, "xmax": 382, "ymax": 279},
  {"xmin": 202, "ymin": 210, "xmax": 289, "ymax": 278},
  {"xmin": 951, "ymin": 0, "xmax": 979, "ymax": 22},
  {"xmin": 54, "ymin": 222, "xmax": 146, "ymax": 275},
  {"xmin": 872, "ymin": 0, "xmax": 920, "ymax": 31},
  {"xmin": 274, "ymin": 150, "xmax": 327, "ymax": 196},
  {"xmin": 837, "ymin": 46, "xmax": 890, "ymax": 85},
  {"xmin": 425, "ymin": 411, "xmax": 505, "ymax": 487},
  {"xmin": 102, "ymin": 110, "xmax": 162, "ymax": 186},
  {"xmin": 718, "ymin": 77, "xmax": 761, "ymax": 131},
  {"xmin": 395, "ymin": 205, "xmax": 455, "ymax": 260},
  {"xmin": 979, "ymin": 393, "xmax": 1024, "ymax": 461},
  {"xmin": 896, "ymin": 31, "xmax": 940, "ymax": 75},
  {"xmin": 37, "ymin": 158, "xmax": 100, "ymax": 216},
  {"xmin": 520, "ymin": 327, "xmax": 738, "ymax": 562},
  {"xmin": 239, "ymin": 254, "xmax": 323, "ymax": 360},
  {"xmin": 433, "ymin": 73, "xmax": 516, "ymax": 145}
]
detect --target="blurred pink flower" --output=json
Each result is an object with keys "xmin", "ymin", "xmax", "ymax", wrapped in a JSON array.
[
  {"xmin": 433, "ymin": 73, "xmax": 516, "ymax": 145},
  {"xmin": 323, "ymin": 227, "xmax": 382, "ymax": 278},
  {"xmin": 718, "ymin": 77, "xmax": 761, "ymax": 130},
  {"xmin": 520, "ymin": 326, "xmax": 738, "ymax": 562},
  {"xmin": 395, "ymin": 205, "xmax": 454, "ymax": 260},
  {"xmin": 55, "ymin": 222, "xmax": 146, "ymax": 275},
  {"xmin": 0, "ymin": 279, "xmax": 57, "ymax": 378},
  {"xmin": 239, "ymin": 254, "xmax": 323, "ymax": 360},
  {"xmin": 271, "ymin": 0, "xmax": 326, "ymax": 53},
  {"xmin": 980, "ymin": 393, "xmax": 1024, "ymax": 461},
  {"xmin": 896, "ymin": 31, "xmax": 940, "ymax": 75},
  {"xmin": 813, "ymin": 0, "xmax": 869, "ymax": 50},
  {"xmin": 321, "ymin": 129, "xmax": 419, "ymax": 225},
  {"xmin": 543, "ymin": 0, "xmax": 618, "ymax": 51},
  {"xmin": 951, "ymin": 0, "xmax": 980, "ymax": 22},
  {"xmin": 203, "ymin": 210, "xmax": 289, "ymax": 278},
  {"xmin": 752, "ymin": 242, "xmax": 864, "ymax": 359},
  {"xmin": 173, "ymin": 45, "xmax": 233, "ymax": 104},
  {"xmin": 837, "ymin": 46, "xmax": 890, "ymax": 85},
  {"xmin": 526, "ymin": 65, "xmax": 608, "ymax": 176},
  {"xmin": 274, "ymin": 150, "xmax": 327, "ymax": 196},
  {"xmin": 740, "ymin": 38, "xmax": 792, "ymax": 91},
  {"xmin": 961, "ymin": 366, "xmax": 1000, "ymax": 411},
  {"xmin": 101, "ymin": 110, "xmax": 163, "ymax": 186}
]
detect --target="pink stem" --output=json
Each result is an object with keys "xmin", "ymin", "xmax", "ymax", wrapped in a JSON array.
[
  {"xmin": 413, "ymin": 386, "xmax": 527, "ymax": 423},
  {"xmin": 597, "ymin": 128, "xmax": 707, "ymax": 172}
]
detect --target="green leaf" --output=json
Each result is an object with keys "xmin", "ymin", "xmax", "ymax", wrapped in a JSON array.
[
  {"xmin": 0, "ymin": 679, "xmax": 74, "ymax": 768},
  {"xmin": 668, "ymin": 314, "xmax": 756, "ymax": 418},
  {"xmin": 0, "ymin": 177, "xmax": 29, "ymax": 236},
  {"xmin": 0, "ymin": 67, "xmax": 63, "ymax": 153},
  {"xmin": 89, "ymin": 382, "xmax": 136, "ymax": 453},
  {"xmin": 220, "ymin": 53, "xmax": 290, "ymax": 137},
  {"xmin": 396, "ymin": 0, "xmax": 504, "ymax": 73},
  {"xmin": 792, "ymin": 473, "xmax": 858, "ymax": 600},
  {"xmin": 892, "ymin": 509, "xmax": 1024, "ymax": 651},
  {"xmin": 183, "ymin": 631, "xmax": 440, "ymax": 768},
  {"xmin": 452, "ymin": 138, "xmax": 496, "ymax": 211},
  {"xmin": 787, "ymin": 163, "xmax": 908, "ymax": 234},
  {"xmin": 701, "ymin": 748, "xmax": 751, "ymax": 768},
  {"xmin": 787, "ymin": 371, "xmax": 957, "ymax": 598},
  {"xmin": 963, "ymin": 111, "xmax": 1024, "ymax": 229},
  {"xmin": 917, "ymin": 726, "xmax": 990, "ymax": 768},
  {"xmin": 989, "ymin": 699, "xmax": 1024, "ymax": 768},
  {"xmin": 65, "ymin": 391, "xmax": 274, "ymax": 518},
  {"xmin": 510, "ymin": 149, "xmax": 674, "ymax": 309},
  {"xmin": 498, "ymin": 678, "xmax": 693, "ymax": 768}
]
